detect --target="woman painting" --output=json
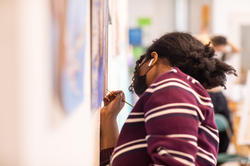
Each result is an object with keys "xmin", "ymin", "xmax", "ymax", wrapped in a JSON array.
[{"xmin": 100, "ymin": 32, "xmax": 236, "ymax": 166}]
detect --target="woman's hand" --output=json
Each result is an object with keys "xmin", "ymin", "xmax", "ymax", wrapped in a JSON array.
[
  {"xmin": 102, "ymin": 90, "xmax": 125, "ymax": 119},
  {"xmin": 100, "ymin": 90, "xmax": 125, "ymax": 150}
]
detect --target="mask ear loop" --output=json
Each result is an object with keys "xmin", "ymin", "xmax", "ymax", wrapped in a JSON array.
[{"xmin": 148, "ymin": 59, "xmax": 154, "ymax": 67}]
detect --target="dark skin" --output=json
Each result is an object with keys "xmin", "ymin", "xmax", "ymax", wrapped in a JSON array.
[{"xmin": 100, "ymin": 52, "xmax": 172, "ymax": 150}]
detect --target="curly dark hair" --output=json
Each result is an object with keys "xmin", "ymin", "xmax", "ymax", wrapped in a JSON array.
[{"xmin": 129, "ymin": 32, "xmax": 236, "ymax": 91}]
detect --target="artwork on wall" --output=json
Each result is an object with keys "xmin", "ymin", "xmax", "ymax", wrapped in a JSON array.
[
  {"xmin": 51, "ymin": 0, "xmax": 88, "ymax": 113},
  {"xmin": 91, "ymin": 0, "xmax": 109, "ymax": 110}
]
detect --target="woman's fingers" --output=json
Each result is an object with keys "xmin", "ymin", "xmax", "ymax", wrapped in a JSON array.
[
  {"xmin": 119, "ymin": 91, "xmax": 125, "ymax": 102},
  {"xmin": 101, "ymin": 90, "xmax": 126, "ymax": 119},
  {"xmin": 103, "ymin": 90, "xmax": 125, "ymax": 106},
  {"xmin": 103, "ymin": 96, "xmax": 110, "ymax": 106},
  {"xmin": 103, "ymin": 92, "xmax": 116, "ymax": 105},
  {"xmin": 105, "ymin": 91, "xmax": 121, "ymax": 101}
]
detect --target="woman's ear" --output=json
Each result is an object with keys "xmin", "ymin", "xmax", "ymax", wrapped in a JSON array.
[{"xmin": 150, "ymin": 51, "xmax": 159, "ymax": 66}]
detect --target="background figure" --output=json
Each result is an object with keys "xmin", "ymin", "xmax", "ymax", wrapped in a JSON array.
[
  {"xmin": 211, "ymin": 36, "xmax": 240, "ymax": 61},
  {"xmin": 209, "ymin": 35, "xmax": 240, "ymax": 153}
]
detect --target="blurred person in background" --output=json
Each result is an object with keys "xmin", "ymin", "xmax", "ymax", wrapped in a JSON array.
[
  {"xmin": 209, "ymin": 35, "xmax": 240, "ymax": 153},
  {"xmin": 100, "ymin": 32, "xmax": 236, "ymax": 166},
  {"xmin": 211, "ymin": 36, "xmax": 240, "ymax": 61}
]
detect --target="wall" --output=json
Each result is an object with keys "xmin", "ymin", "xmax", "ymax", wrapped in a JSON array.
[
  {"xmin": 0, "ymin": 0, "xmax": 99, "ymax": 165},
  {"xmin": 212, "ymin": 0, "xmax": 250, "ymax": 45},
  {"xmin": 0, "ymin": 0, "xmax": 21, "ymax": 165},
  {"xmin": 189, "ymin": 0, "xmax": 213, "ymax": 34},
  {"xmin": 128, "ymin": 0, "xmax": 174, "ymax": 46},
  {"xmin": 212, "ymin": 0, "xmax": 250, "ymax": 99}
]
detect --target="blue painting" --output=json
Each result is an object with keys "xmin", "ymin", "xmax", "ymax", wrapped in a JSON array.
[
  {"xmin": 91, "ymin": 0, "xmax": 108, "ymax": 110},
  {"xmin": 51, "ymin": 0, "xmax": 87, "ymax": 113}
]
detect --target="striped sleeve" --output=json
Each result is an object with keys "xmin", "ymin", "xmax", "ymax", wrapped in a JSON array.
[{"xmin": 144, "ymin": 86, "xmax": 200, "ymax": 166}]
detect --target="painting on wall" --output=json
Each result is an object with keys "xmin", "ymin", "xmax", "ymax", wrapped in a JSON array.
[
  {"xmin": 91, "ymin": 0, "xmax": 109, "ymax": 110},
  {"xmin": 51, "ymin": 0, "xmax": 88, "ymax": 113}
]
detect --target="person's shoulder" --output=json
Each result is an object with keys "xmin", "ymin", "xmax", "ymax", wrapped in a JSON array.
[
  {"xmin": 145, "ymin": 67, "xmax": 191, "ymax": 94},
  {"xmin": 175, "ymin": 67, "xmax": 210, "ymax": 97},
  {"xmin": 185, "ymin": 74, "xmax": 211, "ymax": 99},
  {"xmin": 152, "ymin": 67, "xmax": 180, "ymax": 83}
]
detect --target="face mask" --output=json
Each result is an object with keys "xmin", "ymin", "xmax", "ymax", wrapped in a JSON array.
[
  {"xmin": 133, "ymin": 74, "xmax": 148, "ymax": 96},
  {"xmin": 133, "ymin": 59, "xmax": 153, "ymax": 96}
]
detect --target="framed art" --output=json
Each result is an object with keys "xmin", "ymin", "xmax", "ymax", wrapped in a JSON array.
[
  {"xmin": 51, "ymin": 0, "xmax": 88, "ymax": 113},
  {"xmin": 90, "ymin": 0, "xmax": 109, "ymax": 110}
]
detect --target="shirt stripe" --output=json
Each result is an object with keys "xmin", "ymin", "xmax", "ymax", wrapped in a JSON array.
[
  {"xmin": 146, "ymin": 82, "xmax": 213, "ymax": 108},
  {"xmin": 198, "ymin": 146, "xmax": 217, "ymax": 162},
  {"xmin": 199, "ymin": 125, "xmax": 219, "ymax": 143},
  {"xmin": 145, "ymin": 108, "xmax": 197, "ymax": 122},
  {"xmin": 113, "ymin": 139, "xmax": 146, "ymax": 153},
  {"xmin": 166, "ymin": 134, "xmax": 197, "ymax": 141},
  {"xmin": 173, "ymin": 156, "xmax": 195, "ymax": 166},
  {"xmin": 125, "ymin": 118, "xmax": 144, "ymax": 123},
  {"xmin": 150, "ymin": 78, "xmax": 191, "ymax": 88},
  {"xmin": 111, "ymin": 143, "xmax": 147, "ymax": 165},
  {"xmin": 130, "ymin": 112, "xmax": 144, "ymax": 115},
  {"xmin": 158, "ymin": 149, "xmax": 195, "ymax": 161},
  {"xmin": 145, "ymin": 103, "xmax": 205, "ymax": 121},
  {"xmin": 197, "ymin": 152, "xmax": 216, "ymax": 165}
]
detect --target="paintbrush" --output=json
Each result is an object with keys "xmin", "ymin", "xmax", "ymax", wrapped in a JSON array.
[{"xmin": 105, "ymin": 89, "xmax": 134, "ymax": 107}]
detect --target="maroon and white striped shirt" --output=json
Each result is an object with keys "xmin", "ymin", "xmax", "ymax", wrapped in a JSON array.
[{"xmin": 101, "ymin": 67, "xmax": 219, "ymax": 166}]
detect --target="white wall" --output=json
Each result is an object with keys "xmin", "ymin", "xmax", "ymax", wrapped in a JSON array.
[
  {"xmin": 0, "ymin": 0, "xmax": 99, "ymax": 166},
  {"xmin": 212, "ymin": 0, "xmax": 250, "ymax": 45},
  {"xmin": 128, "ymin": 0, "xmax": 174, "ymax": 45},
  {"xmin": 212, "ymin": 0, "xmax": 250, "ymax": 99},
  {"xmin": 189, "ymin": 0, "xmax": 213, "ymax": 34},
  {"xmin": 0, "ymin": 0, "xmax": 21, "ymax": 165}
]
